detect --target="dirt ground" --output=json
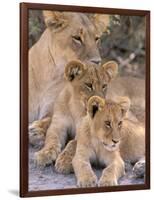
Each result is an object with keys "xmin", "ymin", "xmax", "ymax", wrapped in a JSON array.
[{"xmin": 28, "ymin": 146, "xmax": 144, "ymax": 191}]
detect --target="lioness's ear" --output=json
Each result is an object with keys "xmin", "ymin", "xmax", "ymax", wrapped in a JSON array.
[
  {"xmin": 64, "ymin": 60, "xmax": 86, "ymax": 81},
  {"xmin": 88, "ymin": 96, "xmax": 105, "ymax": 118},
  {"xmin": 118, "ymin": 96, "xmax": 131, "ymax": 116},
  {"xmin": 91, "ymin": 14, "xmax": 110, "ymax": 34},
  {"xmin": 101, "ymin": 61, "xmax": 118, "ymax": 82},
  {"xmin": 43, "ymin": 10, "xmax": 68, "ymax": 30}
]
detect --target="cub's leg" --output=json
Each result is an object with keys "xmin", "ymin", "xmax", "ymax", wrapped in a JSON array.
[
  {"xmin": 98, "ymin": 154, "xmax": 125, "ymax": 186},
  {"xmin": 35, "ymin": 115, "xmax": 71, "ymax": 167},
  {"xmin": 73, "ymin": 146, "xmax": 97, "ymax": 187},
  {"xmin": 29, "ymin": 117, "xmax": 51, "ymax": 147},
  {"xmin": 55, "ymin": 139, "xmax": 77, "ymax": 174}
]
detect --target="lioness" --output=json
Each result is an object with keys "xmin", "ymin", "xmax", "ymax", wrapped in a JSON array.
[
  {"xmin": 72, "ymin": 96, "xmax": 145, "ymax": 187},
  {"xmin": 35, "ymin": 60, "xmax": 118, "ymax": 167},
  {"xmin": 29, "ymin": 11, "xmax": 109, "ymax": 123},
  {"xmin": 107, "ymin": 76, "xmax": 145, "ymax": 122}
]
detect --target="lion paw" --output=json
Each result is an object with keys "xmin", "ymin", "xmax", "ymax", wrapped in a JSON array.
[
  {"xmin": 133, "ymin": 159, "xmax": 145, "ymax": 178},
  {"xmin": 35, "ymin": 146, "xmax": 61, "ymax": 167},
  {"xmin": 55, "ymin": 153, "xmax": 73, "ymax": 174},
  {"xmin": 29, "ymin": 123, "xmax": 45, "ymax": 147},
  {"xmin": 98, "ymin": 176, "xmax": 117, "ymax": 187},
  {"xmin": 77, "ymin": 174, "xmax": 97, "ymax": 188}
]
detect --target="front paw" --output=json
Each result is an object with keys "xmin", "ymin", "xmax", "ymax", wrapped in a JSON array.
[
  {"xmin": 133, "ymin": 159, "xmax": 145, "ymax": 178},
  {"xmin": 29, "ymin": 123, "xmax": 45, "ymax": 147},
  {"xmin": 77, "ymin": 174, "xmax": 97, "ymax": 188},
  {"xmin": 35, "ymin": 146, "xmax": 61, "ymax": 168},
  {"xmin": 55, "ymin": 152, "xmax": 73, "ymax": 174},
  {"xmin": 98, "ymin": 176, "xmax": 117, "ymax": 187}
]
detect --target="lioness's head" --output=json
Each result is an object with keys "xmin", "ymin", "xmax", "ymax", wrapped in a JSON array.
[
  {"xmin": 64, "ymin": 60, "xmax": 118, "ymax": 104},
  {"xmin": 43, "ymin": 11, "xmax": 110, "ymax": 64},
  {"xmin": 87, "ymin": 96, "xmax": 130, "ymax": 151}
]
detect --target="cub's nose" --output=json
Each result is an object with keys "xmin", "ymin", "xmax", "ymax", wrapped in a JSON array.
[
  {"xmin": 90, "ymin": 58, "xmax": 101, "ymax": 65},
  {"xmin": 112, "ymin": 139, "xmax": 119, "ymax": 144}
]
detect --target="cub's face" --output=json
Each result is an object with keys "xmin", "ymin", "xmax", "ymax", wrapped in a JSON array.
[
  {"xmin": 87, "ymin": 96, "xmax": 130, "ymax": 151},
  {"xmin": 64, "ymin": 60, "xmax": 118, "ymax": 106}
]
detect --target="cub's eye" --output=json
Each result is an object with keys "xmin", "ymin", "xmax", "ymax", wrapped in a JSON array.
[
  {"xmin": 95, "ymin": 36, "xmax": 100, "ymax": 43},
  {"xmin": 118, "ymin": 121, "xmax": 123, "ymax": 127},
  {"xmin": 72, "ymin": 35, "xmax": 82, "ymax": 44},
  {"xmin": 104, "ymin": 121, "xmax": 111, "ymax": 128},
  {"xmin": 102, "ymin": 84, "xmax": 107, "ymax": 90},
  {"xmin": 85, "ymin": 83, "xmax": 93, "ymax": 91}
]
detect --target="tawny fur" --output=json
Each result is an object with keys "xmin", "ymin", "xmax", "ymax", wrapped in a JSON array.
[
  {"xmin": 29, "ymin": 11, "xmax": 109, "ymax": 123},
  {"xmin": 29, "ymin": 11, "xmax": 145, "ymax": 145},
  {"xmin": 29, "ymin": 117, "xmax": 51, "ymax": 147},
  {"xmin": 107, "ymin": 77, "xmax": 145, "ymax": 123},
  {"xmin": 72, "ymin": 96, "xmax": 145, "ymax": 187},
  {"xmin": 35, "ymin": 60, "xmax": 118, "ymax": 167}
]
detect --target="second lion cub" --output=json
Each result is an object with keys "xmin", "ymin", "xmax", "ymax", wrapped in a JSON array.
[
  {"xmin": 73, "ymin": 96, "xmax": 145, "ymax": 187},
  {"xmin": 35, "ymin": 60, "xmax": 118, "ymax": 167}
]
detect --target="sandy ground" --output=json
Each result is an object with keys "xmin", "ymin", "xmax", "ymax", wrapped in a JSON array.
[{"xmin": 28, "ymin": 146, "xmax": 144, "ymax": 191}]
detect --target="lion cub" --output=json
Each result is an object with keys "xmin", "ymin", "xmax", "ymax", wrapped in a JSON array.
[
  {"xmin": 73, "ymin": 96, "xmax": 145, "ymax": 187},
  {"xmin": 35, "ymin": 60, "xmax": 118, "ymax": 167}
]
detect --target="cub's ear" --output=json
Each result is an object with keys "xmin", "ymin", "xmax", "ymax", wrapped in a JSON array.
[
  {"xmin": 43, "ymin": 10, "xmax": 68, "ymax": 30},
  {"xmin": 90, "ymin": 14, "xmax": 110, "ymax": 34},
  {"xmin": 118, "ymin": 96, "xmax": 131, "ymax": 116},
  {"xmin": 64, "ymin": 60, "xmax": 86, "ymax": 81},
  {"xmin": 100, "ymin": 61, "xmax": 118, "ymax": 82},
  {"xmin": 87, "ymin": 96, "xmax": 105, "ymax": 118}
]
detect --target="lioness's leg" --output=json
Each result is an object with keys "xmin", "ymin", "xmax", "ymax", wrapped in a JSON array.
[
  {"xmin": 55, "ymin": 139, "xmax": 77, "ymax": 174},
  {"xmin": 98, "ymin": 156, "xmax": 125, "ymax": 186},
  {"xmin": 35, "ymin": 115, "xmax": 70, "ymax": 167},
  {"xmin": 120, "ymin": 121, "xmax": 145, "ymax": 177},
  {"xmin": 72, "ymin": 146, "xmax": 97, "ymax": 187},
  {"xmin": 29, "ymin": 117, "xmax": 51, "ymax": 146}
]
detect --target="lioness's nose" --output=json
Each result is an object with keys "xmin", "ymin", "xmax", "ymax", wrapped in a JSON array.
[
  {"xmin": 90, "ymin": 58, "xmax": 101, "ymax": 65},
  {"xmin": 112, "ymin": 139, "xmax": 119, "ymax": 144}
]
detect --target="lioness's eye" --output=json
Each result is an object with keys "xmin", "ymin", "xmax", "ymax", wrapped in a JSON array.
[
  {"xmin": 72, "ymin": 35, "xmax": 82, "ymax": 44},
  {"xmin": 105, "ymin": 121, "xmax": 111, "ymax": 128},
  {"xmin": 118, "ymin": 121, "xmax": 123, "ymax": 127},
  {"xmin": 102, "ymin": 84, "xmax": 107, "ymax": 90},
  {"xmin": 85, "ymin": 83, "xmax": 93, "ymax": 91}
]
